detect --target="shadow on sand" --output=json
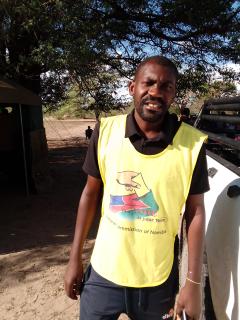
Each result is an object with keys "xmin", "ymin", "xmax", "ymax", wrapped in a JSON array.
[{"xmin": 0, "ymin": 140, "xmax": 100, "ymax": 255}]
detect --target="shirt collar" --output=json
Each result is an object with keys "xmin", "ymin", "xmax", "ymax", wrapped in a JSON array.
[{"xmin": 125, "ymin": 109, "xmax": 178, "ymax": 145}]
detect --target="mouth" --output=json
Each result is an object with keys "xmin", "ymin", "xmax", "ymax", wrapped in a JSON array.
[{"xmin": 144, "ymin": 102, "xmax": 163, "ymax": 111}]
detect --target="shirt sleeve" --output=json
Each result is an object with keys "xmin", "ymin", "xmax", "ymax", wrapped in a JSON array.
[
  {"xmin": 189, "ymin": 144, "xmax": 210, "ymax": 195},
  {"xmin": 82, "ymin": 121, "xmax": 102, "ymax": 179}
]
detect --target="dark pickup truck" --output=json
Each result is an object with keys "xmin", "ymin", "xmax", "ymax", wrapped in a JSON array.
[{"xmin": 195, "ymin": 96, "xmax": 240, "ymax": 169}]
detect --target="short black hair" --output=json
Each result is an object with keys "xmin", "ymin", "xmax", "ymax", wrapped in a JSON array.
[{"xmin": 134, "ymin": 56, "xmax": 179, "ymax": 80}]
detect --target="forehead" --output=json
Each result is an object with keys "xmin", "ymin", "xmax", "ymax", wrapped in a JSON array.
[{"xmin": 135, "ymin": 62, "xmax": 176, "ymax": 83}]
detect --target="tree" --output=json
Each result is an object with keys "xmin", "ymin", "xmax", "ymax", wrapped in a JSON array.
[
  {"xmin": 75, "ymin": 68, "xmax": 127, "ymax": 120},
  {"xmin": 200, "ymin": 81, "xmax": 237, "ymax": 98},
  {"xmin": 0, "ymin": 0, "xmax": 239, "ymax": 113},
  {"xmin": 173, "ymin": 80, "xmax": 238, "ymax": 115},
  {"xmin": 0, "ymin": 1, "xmax": 112, "ymax": 94}
]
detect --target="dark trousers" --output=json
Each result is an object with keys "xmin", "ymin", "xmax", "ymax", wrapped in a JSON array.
[{"xmin": 80, "ymin": 263, "xmax": 178, "ymax": 320}]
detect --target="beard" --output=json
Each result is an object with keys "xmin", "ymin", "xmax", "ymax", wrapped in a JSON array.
[{"xmin": 136, "ymin": 97, "xmax": 168, "ymax": 123}]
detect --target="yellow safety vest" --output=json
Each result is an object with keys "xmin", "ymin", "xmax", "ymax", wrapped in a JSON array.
[{"xmin": 91, "ymin": 114, "xmax": 207, "ymax": 287}]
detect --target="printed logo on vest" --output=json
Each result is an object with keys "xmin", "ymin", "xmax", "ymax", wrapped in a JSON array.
[{"xmin": 109, "ymin": 171, "xmax": 159, "ymax": 220}]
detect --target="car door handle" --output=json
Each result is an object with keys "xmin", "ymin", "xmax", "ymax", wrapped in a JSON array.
[{"xmin": 227, "ymin": 185, "xmax": 240, "ymax": 198}]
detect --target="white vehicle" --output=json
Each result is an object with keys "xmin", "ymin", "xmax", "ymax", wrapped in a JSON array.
[{"xmin": 195, "ymin": 97, "xmax": 240, "ymax": 320}]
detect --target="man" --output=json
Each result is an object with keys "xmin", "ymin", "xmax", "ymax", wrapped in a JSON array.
[
  {"xmin": 85, "ymin": 125, "xmax": 93, "ymax": 139},
  {"xmin": 64, "ymin": 56, "xmax": 209, "ymax": 320}
]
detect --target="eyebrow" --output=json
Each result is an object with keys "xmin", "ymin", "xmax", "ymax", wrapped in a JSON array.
[{"xmin": 142, "ymin": 77, "xmax": 175, "ymax": 84}]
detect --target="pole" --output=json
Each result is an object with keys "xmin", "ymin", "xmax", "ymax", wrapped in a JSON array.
[{"xmin": 19, "ymin": 104, "xmax": 29, "ymax": 196}]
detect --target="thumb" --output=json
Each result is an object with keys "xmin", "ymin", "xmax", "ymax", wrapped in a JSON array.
[{"xmin": 131, "ymin": 181, "xmax": 141, "ymax": 189}]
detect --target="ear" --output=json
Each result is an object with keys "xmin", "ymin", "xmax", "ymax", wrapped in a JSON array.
[{"xmin": 128, "ymin": 80, "xmax": 135, "ymax": 96}]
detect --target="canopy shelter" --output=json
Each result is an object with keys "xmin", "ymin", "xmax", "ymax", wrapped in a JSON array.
[
  {"xmin": 0, "ymin": 77, "xmax": 42, "ymax": 195},
  {"xmin": 0, "ymin": 78, "xmax": 41, "ymax": 106}
]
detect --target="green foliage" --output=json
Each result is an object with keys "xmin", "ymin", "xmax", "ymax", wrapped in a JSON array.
[
  {"xmin": 200, "ymin": 80, "xmax": 237, "ymax": 99},
  {"xmin": 44, "ymin": 85, "xmax": 94, "ymax": 119},
  {"xmin": 44, "ymin": 80, "xmax": 129, "ymax": 119},
  {"xmin": 74, "ymin": 67, "xmax": 128, "ymax": 119},
  {"xmin": 179, "ymin": 80, "xmax": 238, "ymax": 115},
  {"xmin": 45, "ymin": 100, "xmax": 96, "ymax": 119},
  {"xmin": 0, "ymin": 0, "xmax": 239, "ymax": 117}
]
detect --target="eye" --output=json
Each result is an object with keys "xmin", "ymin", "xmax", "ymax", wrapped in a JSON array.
[
  {"xmin": 163, "ymin": 83, "xmax": 174, "ymax": 91},
  {"xmin": 143, "ymin": 80, "xmax": 155, "ymax": 86}
]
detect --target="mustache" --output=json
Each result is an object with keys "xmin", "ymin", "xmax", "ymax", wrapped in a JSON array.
[{"xmin": 141, "ymin": 97, "xmax": 166, "ymax": 107}]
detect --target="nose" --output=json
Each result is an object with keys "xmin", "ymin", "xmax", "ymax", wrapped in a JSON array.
[{"xmin": 148, "ymin": 83, "xmax": 163, "ymax": 97}]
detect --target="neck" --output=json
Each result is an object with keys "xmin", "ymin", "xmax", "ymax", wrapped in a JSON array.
[{"xmin": 134, "ymin": 110, "xmax": 166, "ymax": 139}]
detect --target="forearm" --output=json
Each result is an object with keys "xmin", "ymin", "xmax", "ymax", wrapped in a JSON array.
[
  {"xmin": 176, "ymin": 194, "xmax": 205, "ymax": 318},
  {"xmin": 69, "ymin": 177, "xmax": 102, "ymax": 262},
  {"xmin": 186, "ymin": 194, "xmax": 206, "ymax": 282},
  {"xmin": 65, "ymin": 176, "xmax": 102, "ymax": 299}
]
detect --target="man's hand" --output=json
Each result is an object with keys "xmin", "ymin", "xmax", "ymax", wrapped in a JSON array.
[
  {"xmin": 175, "ymin": 282, "xmax": 202, "ymax": 320},
  {"xmin": 64, "ymin": 260, "xmax": 83, "ymax": 300}
]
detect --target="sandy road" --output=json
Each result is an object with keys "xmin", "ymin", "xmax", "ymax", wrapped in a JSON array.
[{"xmin": 44, "ymin": 118, "xmax": 96, "ymax": 142}]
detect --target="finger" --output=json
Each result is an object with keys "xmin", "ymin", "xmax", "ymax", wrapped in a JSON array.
[
  {"xmin": 73, "ymin": 282, "xmax": 81, "ymax": 296},
  {"xmin": 65, "ymin": 280, "xmax": 78, "ymax": 300},
  {"xmin": 175, "ymin": 302, "xmax": 184, "ymax": 318},
  {"xmin": 130, "ymin": 181, "xmax": 141, "ymax": 188},
  {"xmin": 69, "ymin": 284, "xmax": 78, "ymax": 300},
  {"xmin": 129, "ymin": 171, "xmax": 139, "ymax": 178}
]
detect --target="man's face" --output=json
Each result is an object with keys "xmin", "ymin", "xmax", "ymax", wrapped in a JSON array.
[{"xmin": 128, "ymin": 62, "xmax": 176, "ymax": 125}]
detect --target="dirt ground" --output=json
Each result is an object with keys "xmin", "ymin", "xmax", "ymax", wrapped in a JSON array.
[{"xmin": 0, "ymin": 119, "xmax": 102, "ymax": 320}]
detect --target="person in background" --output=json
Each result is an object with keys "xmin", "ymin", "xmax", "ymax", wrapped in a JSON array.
[
  {"xmin": 85, "ymin": 125, "xmax": 93, "ymax": 140},
  {"xmin": 65, "ymin": 56, "xmax": 209, "ymax": 320},
  {"xmin": 179, "ymin": 106, "xmax": 191, "ymax": 124}
]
